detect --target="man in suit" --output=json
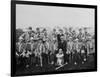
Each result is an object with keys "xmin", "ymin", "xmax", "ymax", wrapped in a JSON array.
[
  {"xmin": 57, "ymin": 29, "xmax": 64, "ymax": 49},
  {"xmin": 58, "ymin": 35, "xmax": 67, "ymax": 63}
]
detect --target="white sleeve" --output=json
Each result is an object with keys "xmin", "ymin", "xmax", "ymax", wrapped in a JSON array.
[{"xmin": 19, "ymin": 33, "xmax": 25, "ymax": 40}]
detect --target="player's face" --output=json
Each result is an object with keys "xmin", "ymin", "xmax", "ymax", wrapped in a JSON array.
[
  {"xmin": 61, "ymin": 36, "xmax": 64, "ymax": 41},
  {"xmin": 59, "ymin": 49, "xmax": 62, "ymax": 53},
  {"xmin": 39, "ymin": 40, "xmax": 42, "ymax": 43},
  {"xmin": 69, "ymin": 28, "xmax": 72, "ymax": 32},
  {"xmin": 59, "ymin": 30, "xmax": 63, "ymax": 34}
]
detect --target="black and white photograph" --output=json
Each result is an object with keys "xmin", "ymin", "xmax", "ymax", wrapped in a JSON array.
[{"xmin": 11, "ymin": 0, "xmax": 97, "ymax": 76}]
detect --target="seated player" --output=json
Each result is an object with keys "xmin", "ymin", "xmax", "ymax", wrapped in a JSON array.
[
  {"xmin": 80, "ymin": 44, "xmax": 87, "ymax": 64},
  {"xmin": 56, "ymin": 49, "xmax": 64, "ymax": 66}
]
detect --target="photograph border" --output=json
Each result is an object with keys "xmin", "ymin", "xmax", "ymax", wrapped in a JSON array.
[{"xmin": 11, "ymin": 0, "xmax": 97, "ymax": 76}]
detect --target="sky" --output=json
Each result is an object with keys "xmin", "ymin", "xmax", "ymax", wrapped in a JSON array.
[{"xmin": 16, "ymin": 4, "xmax": 95, "ymax": 33}]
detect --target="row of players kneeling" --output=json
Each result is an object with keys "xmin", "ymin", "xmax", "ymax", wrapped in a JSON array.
[{"xmin": 16, "ymin": 46, "xmax": 92, "ymax": 69}]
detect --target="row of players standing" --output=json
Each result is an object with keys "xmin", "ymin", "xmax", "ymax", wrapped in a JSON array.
[{"xmin": 16, "ymin": 27, "xmax": 95, "ymax": 68}]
